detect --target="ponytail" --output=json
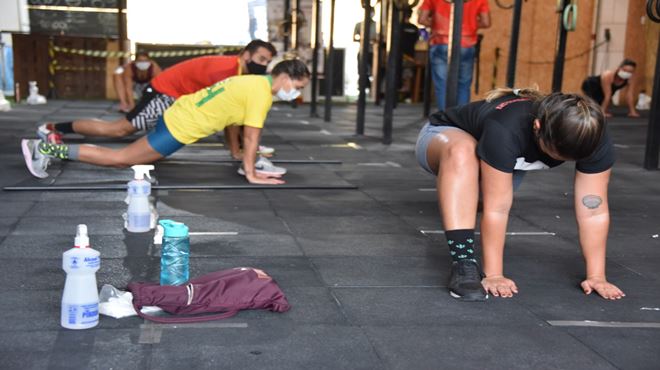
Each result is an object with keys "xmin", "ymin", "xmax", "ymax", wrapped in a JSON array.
[{"xmin": 485, "ymin": 85, "xmax": 544, "ymax": 102}]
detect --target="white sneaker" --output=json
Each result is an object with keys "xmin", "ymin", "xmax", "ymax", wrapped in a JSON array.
[
  {"xmin": 21, "ymin": 139, "xmax": 50, "ymax": 178},
  {"xmin": 257, "ymin": 145, "xmax": 275, "ymax": 155},
  {"xmin": 238, "ymin": 156, "xmax": 287, "ymax": 177},
  {"xmin": 36, "ymin": 123, "xmax": 63, "ymax": 144}
]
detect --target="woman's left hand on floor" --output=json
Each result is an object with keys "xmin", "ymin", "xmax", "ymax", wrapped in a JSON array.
[{"xmin": 581, "ymin": 277, "xmax": 625, "ymax": 300}]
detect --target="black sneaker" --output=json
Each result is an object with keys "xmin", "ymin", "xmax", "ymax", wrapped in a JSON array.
[{"xmin": 448, "ymin": 260, "xmax": 488, "ymax": 301}]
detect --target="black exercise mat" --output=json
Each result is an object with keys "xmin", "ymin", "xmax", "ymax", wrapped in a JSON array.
[{"xmin": 5, "ymin": 156, "xmax": 356, "ymax": 191}]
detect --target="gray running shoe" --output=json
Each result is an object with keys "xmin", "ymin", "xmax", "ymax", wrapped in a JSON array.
[
  {"xmin": 21, "ymin": 139, "xmax": 50, "ymax": 178},
  {"xmin": 238, "ymin": 156, "xmax": 287, "ymax": 177}
]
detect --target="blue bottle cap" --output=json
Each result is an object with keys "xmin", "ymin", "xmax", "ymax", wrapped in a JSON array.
[{"xmin": 158, "ymin": 220, "xmax": 189, "ymax": 237}]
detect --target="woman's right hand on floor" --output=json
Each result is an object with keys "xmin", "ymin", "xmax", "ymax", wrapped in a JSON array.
[
  {"xmin": 246, "ymin": 173, "xmax": 285, "ymax": 185},
  {"xmin": 481, "ymin": 275, "xmax": 518, "ymax": 298}
]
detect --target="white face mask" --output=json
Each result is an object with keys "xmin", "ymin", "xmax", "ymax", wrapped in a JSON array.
[
  {"xmin": 276, "ymin": 79, "xmax": 301, "ymax": 101},
  {"xmin": 135, "ymin": 61, "xmax": 151, "ymax": 71},
  {"xmin": 617, "ymin": 70, "xmax": 632, "ymax": 80}
]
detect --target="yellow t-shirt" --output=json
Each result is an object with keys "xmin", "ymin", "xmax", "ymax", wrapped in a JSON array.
[{"xmin": 163, "ymin": 75, "xmax": 272, "ymax": 144}]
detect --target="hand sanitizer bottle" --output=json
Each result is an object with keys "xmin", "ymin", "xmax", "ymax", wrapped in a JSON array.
[{"xmin": 61, "ymin": 225, "xmax": 100, "ymax": 329}]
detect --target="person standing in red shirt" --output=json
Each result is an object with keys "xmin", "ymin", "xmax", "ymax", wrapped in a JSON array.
[
  {"xmin": 38, "ymin": 40, "xmax": 277, "ymax": 159},
  {"xmin": 418, "ymin": 0, "xmax": 490, "ymax": 110}
]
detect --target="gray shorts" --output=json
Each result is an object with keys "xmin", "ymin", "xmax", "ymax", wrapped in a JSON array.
[
  {"xmin": 414, "ymin": 121, "xmax": 526, "ymax": 189},
  {"xmin": 415, "ymin": 122, "xmax": 464, "ymax": 174}
]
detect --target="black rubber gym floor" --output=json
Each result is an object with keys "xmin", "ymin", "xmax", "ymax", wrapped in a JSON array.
[{"xmin": 0, "ymin": 100, "xmax": 659, "ymax": 369}]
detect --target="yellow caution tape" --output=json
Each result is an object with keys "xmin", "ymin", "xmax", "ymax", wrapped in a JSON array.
[
  {"xmin": 50, "ymin": 45, "xmax": 243, "ymax": 58},
  {"xmin": 54, "ymin": 65, "xmax": 105, "ymax": 72}
]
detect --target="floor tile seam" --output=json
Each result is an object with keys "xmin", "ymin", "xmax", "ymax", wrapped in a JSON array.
[
  {"xmin": 317, "ymin": 174, "xmax": 427, "ymax": 237},
  {"xmin": 0, "ymin": 255, "xmax": 310, "ymax": 260},
  {"xmin": 551, "ymin": 328, "xmax": 624, "ymax": 370},
  {"xmin": 0, "ymin": 327, "xmax": 144, "ymax": 334},
  {"xmin": 260, "ymin": 189, "xmax": 345, "ymax": 300},
  {"xmin": 0, "ymin": 200, "xmax": 40, "ymax": 247},
  {"xmin": 506, "ymin": 294, "xmax": 624, "ymax": 369},
  {"xmin": 321, "ymin": 283, "xmax": 388, "ymax": 366}
]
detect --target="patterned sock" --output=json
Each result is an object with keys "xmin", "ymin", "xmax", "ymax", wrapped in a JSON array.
[
  {"xmin": 38, "ymin": 142, "xmax": 69, "ymax": 160},
  {"xmin": 54, "ymin": 122, "xmax": 74, "ymax": 133},
  {"xmin": 445, "ymin": 229, "xmax": 476, "ymax": 263}
]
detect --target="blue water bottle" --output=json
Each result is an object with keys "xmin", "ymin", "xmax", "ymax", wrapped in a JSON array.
[{"xmin": 159, "ymin": 220, "xmax": 190, "ymax": 286}]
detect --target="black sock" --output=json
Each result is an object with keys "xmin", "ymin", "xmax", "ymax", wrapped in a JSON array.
[
  {"xmin": 54, "ymin": 122, "xmax": 74, "ymax": 134},
  {"xmin": 445, "ymin": 229, "xmax": 476, "ymax": 263}
]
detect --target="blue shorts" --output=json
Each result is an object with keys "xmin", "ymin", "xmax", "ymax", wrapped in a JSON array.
[
  {"xmin": 147, "ymin": 116, "xmax": 185, "ymax": 157},
  {"xmin": 414, "ymin": 121, "xmax": 526, "ymax": 190}
]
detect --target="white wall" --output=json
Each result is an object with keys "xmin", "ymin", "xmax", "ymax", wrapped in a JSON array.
[
  {"xmin": 1, "ymin": 0, "xmax": 30, "ymax": 45},
  {"xmin": 593, "ymin": 0, "xmax": 629, "ymax": 74},
  {"xmin": 127, "ymin": 0, "xmax": 254, "ymax": 46}
]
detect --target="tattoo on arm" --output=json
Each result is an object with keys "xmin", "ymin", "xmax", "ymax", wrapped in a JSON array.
[{"xmin": 582, "ymin": 194, "xmax": 603, "ymax": 209}]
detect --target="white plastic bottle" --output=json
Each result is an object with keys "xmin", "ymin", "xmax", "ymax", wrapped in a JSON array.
[
  {"xmin": 126, "ymin": 165, "xmax": 154, "ymax": 233},
  {"xmin": 61, "ymin": 225, "xmax": 100, "ymax": 330}
]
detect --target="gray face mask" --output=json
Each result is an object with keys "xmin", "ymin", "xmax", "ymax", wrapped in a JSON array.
[
  {"xmin": 135, "ymin": 61, "xmax": 151, "ymax": 71},
  {"xmin": 277, "ymin": 88, "xmax": 301, "ymax": 101},
  {"xmin": 276, "ymin": 78, "xmax": 301, "ymax": 101},
  {"xmin": 617, "ymin": 70, "xmax": 632, "ymax": 80}
]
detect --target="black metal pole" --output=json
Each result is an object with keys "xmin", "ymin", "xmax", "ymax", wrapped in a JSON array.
[
  {"xmin": 423, "ymin": 46, "xmax": 432, "ymax": 117},
  {"xmin": 506, "ymin": 0, "xmax": 523, "ymax": 87},
  {"xmin": 283, "ymin": 0, "xmax": 291, "ymax": 51},
  {"xmin": 383, "ymin": 0, "xmax": 401, "ymax": 144},
  {"xmin": 643, "ymin": 12, "xmax": 660, "ymax": 169},
  {"xmin": 445, "ymin": 0, "xmax": 464, "ymax": 108},
  {"xmin": 356, "ymin": 0, "xmax": 372, "ymax": 135},
  {"xmin": 552, "ymin": 0, "xmax": 570, "ymax": 92},
  {"xmin": 375, "ymin": 1, "xmax": 387, "ymax": 106},
  {"xmin": 310, "ymin": 0, "xmax": 321, "ymax": 117},
  {"xmin": 324, "ymin": 0, "xmax": 336, "ymax": 122}
]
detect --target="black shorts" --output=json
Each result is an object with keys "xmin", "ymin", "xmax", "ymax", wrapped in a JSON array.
[{"xmin": 125, "ymin": 85, "xmax": 176, "ymax": 131}]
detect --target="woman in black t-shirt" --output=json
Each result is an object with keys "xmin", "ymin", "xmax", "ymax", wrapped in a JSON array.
[
  {"xmin": 581, "ymin": 58, "xmax": 639, "ymax": 118},
  {"xmin": 414, "ymin": 87, "xmax": 624, "ymax": 301}
]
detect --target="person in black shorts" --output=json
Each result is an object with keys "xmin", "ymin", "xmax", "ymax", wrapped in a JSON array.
[
  {"xmin": 581, "ymin": 58, "xmax": 640, "ymax": 118},
  {"xmin": 415, "ymin": 87, "xmax": 625, "ymax": 301}
]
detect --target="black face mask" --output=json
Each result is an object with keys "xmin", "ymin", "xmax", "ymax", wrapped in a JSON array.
[{"xmin": 246, "ymin": 60, "xmax": 268, "ymax": 75}]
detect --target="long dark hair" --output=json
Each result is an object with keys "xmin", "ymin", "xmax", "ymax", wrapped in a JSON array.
[{"xmin": 486, "ymin": 87, "xmax": 605, "ymax": 160}]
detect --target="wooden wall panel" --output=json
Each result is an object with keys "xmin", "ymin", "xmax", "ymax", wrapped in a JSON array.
[
  {"xmin": 11, "ymin": 34, "xmax": 51, "ymax": 101},
  {"xmin": 474, "ymin": 0, "xmax": 595, "ymax": 98},
  {"xmin": 12, "ymin": 33, "xmax": 110, "ymax": 99}
]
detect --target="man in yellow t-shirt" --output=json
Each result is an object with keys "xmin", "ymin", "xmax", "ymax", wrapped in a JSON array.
[{"xmin": 21, "ymin": 60, "xmax": 311, "ymax": 185}]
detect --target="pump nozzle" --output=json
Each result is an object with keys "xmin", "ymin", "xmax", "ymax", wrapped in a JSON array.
[
  {"xmin": 75, "ymin": 224, "xmax": 89, "ymax": 248},
  {"xmin": 131, "ymin": 165, "xmax": 155, "ymax": 180}
]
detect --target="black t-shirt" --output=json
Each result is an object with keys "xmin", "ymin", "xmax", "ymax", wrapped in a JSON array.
[
  {"xmin": 428, "ymin": 94, "xmax": 615, "ymax": 174},
  {"xmin": 401, "ymin": 22, "xmax": 419, "ymax": 58}
]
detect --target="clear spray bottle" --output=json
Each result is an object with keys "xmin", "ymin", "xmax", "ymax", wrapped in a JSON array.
[{"xmin": 125, "ymin": 165, "xmax": 155, "ymax": 233}]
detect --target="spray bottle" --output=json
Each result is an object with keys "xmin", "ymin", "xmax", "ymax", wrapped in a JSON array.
[
  {"xmin": 126, "ymin": 165, "xmax": 154, "ymax": 233},
  {"xmin": 61, "ymin": 225, "xmax": 100, "ymax": 329}
]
